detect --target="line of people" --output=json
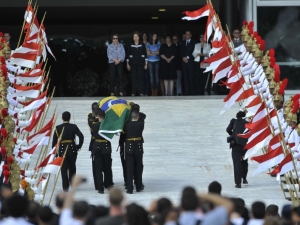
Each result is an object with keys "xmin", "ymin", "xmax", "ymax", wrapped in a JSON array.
[{"xmin": 107, "ymin": 31, "xmax": 213, "ymax": 97}]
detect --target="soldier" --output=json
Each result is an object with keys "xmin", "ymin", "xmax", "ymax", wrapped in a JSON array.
[
  {"xmin": 124, "ymin": 111, "xmax": 144, "ymax": 194},
  {"xmin": 131, "ymin": 104, "xmax": 146, "ymax": 190},
  {"xmin": 52, "ymin": 111, "xmax": 84, "ymax": 192},
  {"xmin": 88, "ymin": 102, "xmax": 99, "ymax": 190},
  {"xmin": 90, "ymin": 108, "xmax": 113, "ymax": 194}
]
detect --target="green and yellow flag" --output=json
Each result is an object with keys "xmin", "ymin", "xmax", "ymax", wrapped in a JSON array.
[{"xmin": 98, "ymin": 96, "xmax": 131, "ymax": 141}]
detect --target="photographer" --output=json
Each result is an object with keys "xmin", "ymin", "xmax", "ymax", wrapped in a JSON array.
[{"xmin": 226, "ymin": 111, "xmax": 248, "ymax": 188}]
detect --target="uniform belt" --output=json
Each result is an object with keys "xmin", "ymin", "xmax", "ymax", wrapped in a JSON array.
[
  {"xmin": 95, "ymin": 139, "xmax": 108, "ymax": 143},
  {"xmin": 61, "ymin": 140, "xmax": 73, "ymax": 144},
  {"xmin": 126, "ymin": 137, "xmax": 142, "ymax": 141}
]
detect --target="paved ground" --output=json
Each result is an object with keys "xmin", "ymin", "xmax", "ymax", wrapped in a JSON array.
[{"xmin": 37, "ymin": 96, "xmax": 289, "ymax": 209}]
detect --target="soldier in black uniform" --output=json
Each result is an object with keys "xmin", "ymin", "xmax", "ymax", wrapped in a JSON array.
[
  {"xmin": 90, "ymin": 108, "xmax": 113, "ymax": 194},
  {"xmin": 52, "ymin": 111, "xmax": 84, "ymax": 192},
  {"xmin": 124, "ymin": 110, "xmax": 144, "ymax": 194},
  {"xmin": 88, "ymin": 102, "xmax": 99, "ymax": 190},
  {"xmin": 119, "ymin": 103, "xmax": 146, "ymax": 189}
]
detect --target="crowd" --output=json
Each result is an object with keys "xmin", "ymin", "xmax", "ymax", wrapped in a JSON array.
[
  {"xmin": 4, "ymin": 30, "xmax": 232, "ymax": 97},
  {"xmin": 0, "ymin": 176, "xmax": 298, "ymax": 225}
]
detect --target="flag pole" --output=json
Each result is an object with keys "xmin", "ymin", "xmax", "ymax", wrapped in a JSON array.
[
  {"xmin": 48, "ymin": 145, "xmax": 68, "ymax": 206},
  {"xmin": 40, "ymin": 174, "xmax": 51, "ymax": 205},
  {"xmin": 17, "ymin": 0, "xmax": 33, "ymax": 48}
]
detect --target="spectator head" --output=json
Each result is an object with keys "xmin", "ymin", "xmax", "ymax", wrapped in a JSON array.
[
  {"xmin": 112, "ymin": 34, "xmax": 119, "ymax": 43},
  {"xmin": 233, "ymin": 29, "xmax": 240, "ymax": 39},
  {"xmin": 142, "ymin": 32, "xmax": 149, "ymax": 42},
  {"xmin": 126, "ymin": 203, "xmax": 151, "ymax": 225},
  {"xmin": 266, "ymin": 204, "xmax": 279, "ymax": 218},
  {"xmin": 7, "ymin": 195, "xmax": 29, "ymax": 218},
  {"xmin": 62, "ymin": 111, "xmax": 71, "ymax": 122},
  {"xmin": 150, "ymin": 33, "xmax": 158, "ymax": 45},
  {"xmin": 292, "ymin": 206, "xmax": 300, "ymax": 224},
  {"xmin": 185, "ymin": 31, "xmax": 192, "ymax": 40},
  {"xmin": 236, "ymin": 111, "xmax": 246, "ymax": 119},
  {"xmin": 3, "ymin": 33, "xmax": 11, "ymax": 42},
  {"xmin": 157, "ymin": 198, "xmax": 172, "ymax": 215},
  {"xmin": 109, "ymin": 187, "xmax": 124, "ymax": 207},
  {"xmin": 199, "ymin": 34, "xmax": 205, "ymax": 43},
  {"xmin": 55, "ymin": 192, "xmax": 66, "ymax": 212},
  {"xmin": 230, "ymin": 198, "xmax": 248, "ymax": 219},
  {"xmin": 73, "ymin": 200, "xmax": 89, "ymax": 221},
  {"xmin": 160, "ymin": 208, "xmax": 179, "ymax": 225},
  {"xmin": 131, "ymin": 104, "xmax": 140, "ymax": 112},
  {"xmin": 91, "ymin": 102, "xmax": 98, "ymax": 112},
  {"xmin": 133, "ymin": 31, "xmax": 140, "ymax": 42},
  {"xmin": 181, "ymin": 191, "xmax": 199, "ymax": 211},
  {"xmin": 38, "ymin": 206, "xmax": 53, "ymax": 225},
  {"xmin": 282, "ymin": 204, "xmax": 292, "ymax": 222},
  {"xmin": 182, "ymin": 34, "xmax": 186, "ymax": 41},
  {"xmin": 182, "ymin": 186, "xmax": 196, "ymax": 196},
  {"xmin": 165, "ymin": 35, "xmax": 172, "ymax": 44},
  {"xmin": 27, "ymin": 201, "xmax": 40, "ymax": 223},
  {"xmin": 172, "ymin": 35, "xmax": 179, "ymax": 45},
  {"xmin": 208, "ymin": 181, "xmax": 222, "ymax": 195},
  {"xmin": 94, "ymin": 108, "xmax": 105, "ymax": 121},
  {"xmin": 131, "ymin": 111, "xmax": 139, "ymax": 121},
  {"xmin": 252, "ymin": 201, "xmax": 266, "ymax": 219}
]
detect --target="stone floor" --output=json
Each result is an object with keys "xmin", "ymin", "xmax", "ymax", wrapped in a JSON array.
[{"xmin": 38, "ymin": 96, "xmax": 289, "ymax": 209}]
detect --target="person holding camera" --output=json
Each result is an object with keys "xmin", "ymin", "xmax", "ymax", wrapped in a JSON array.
[
  {"xmin": 226, "ymin": 111, "xmax": 249, "ymax": 188},
  {"xmin": 52, "ymin": 111, "xmax": 84, "ymax": 192}
]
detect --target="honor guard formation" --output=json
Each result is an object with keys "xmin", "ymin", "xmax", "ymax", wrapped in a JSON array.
[{"xmin": 87, "ymin": 100, "xmax": 145, "ymax": 194}]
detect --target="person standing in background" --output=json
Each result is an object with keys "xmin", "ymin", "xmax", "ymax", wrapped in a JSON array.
[
  {"xmin": 107, "ymin": 34, "xmax": 125, "ymax": 96},
  {"xmin": 142, "ymin": 32, "xmax": 150, "ymax": 96},
  {"xmin": 192, "ymin": 34, "xmax": 211, "ymax": 95},
  {"xmin": 232, "ymin": 29, "xmax": 243, "ymax": 48},
  {"xmin": 172, "ymin": 35, "xmax": 183, "ymax": 96},
  {"xmin": 126, "ymin": 31, "xmax": 148, "ymax": 96},
  {"xmin": 160, "ymin": 35, "xmax": 177, "ymax": 96},
  {"xmin": 147, "ymin": 33, "xmax": 160, "ymax": 96},
  {"xmin": 180, "ymin": 31, "xmax": 196, "ymax": 95}
]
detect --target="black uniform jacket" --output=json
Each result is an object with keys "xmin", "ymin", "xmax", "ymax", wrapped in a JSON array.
[
  {"xmin": 119, "ymin": 112, "xmax": 146, "ymax": 146},
  {"xmin": 124, "ymin": 121, "xmax": 144, "ymax": 155},
  {"xmin": 226, "ymin": 118, "xmax": 248, "ymax": 148},
  {"xmin": 90, "ymin": 121, "xmax": 112, "ymax": 156},
  {"xmin": 52, "ymin": 122, "xmax": 84, "ymax": 155},
  {"xmin": 88, "ymin": 113, "xmax": 98, "ymax": 151}
]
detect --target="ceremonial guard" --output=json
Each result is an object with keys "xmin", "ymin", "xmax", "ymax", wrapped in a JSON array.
[
  {"xmin": 52, "ymin": 111, "xmax": 84, "ymax": 192},
  {"xmin": 124, "ymin": 110, "xmax": 144, "ymax": 194},
  {"xmin": 88, "ymin": 102, "xmax": 99, "ymax": 190},
  {"xmin": 226, "ymin": 111, "xmax": 248, "ymax": 188},
  {"xmin": 90, "ymin": 108, "xmax": 113, "ymax": 193}
]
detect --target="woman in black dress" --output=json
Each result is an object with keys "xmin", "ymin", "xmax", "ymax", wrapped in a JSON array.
[{"xmin": 159, "ymin": 35, "xmax": 177, "ymax": 96}]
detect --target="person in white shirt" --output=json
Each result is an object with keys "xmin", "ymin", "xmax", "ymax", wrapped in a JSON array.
[
  {"xmin": 247, "ymin": 202, "xmax": 265, "ymax": 225},
  {"xmin": 192, "ymin": 34, "xmax": 211, "ymax": 95},
  {"xmin": 59, "ymin": 175, "xmax": 89, "ymax": 225}
]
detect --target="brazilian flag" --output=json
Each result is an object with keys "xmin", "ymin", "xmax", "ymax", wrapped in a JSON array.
[{"xmin": 98, "ymin": 96, "xmax": 131, "ymax": 141}]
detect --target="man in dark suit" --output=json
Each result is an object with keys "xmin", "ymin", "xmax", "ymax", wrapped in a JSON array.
[
  {"xmin": 4, "ymin": 33, "xmax": 16, "ymax": 50},
  {"xmin": 232, "ymin": 29, "xmax": 243, "ymax": 48},
  {"xmin": 180, "ymin": 31, "xmax": 196, "ymax": 95},
  {"xmin": 226, "ymin": 111, "xmax": 248, "ymax": 188}
]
